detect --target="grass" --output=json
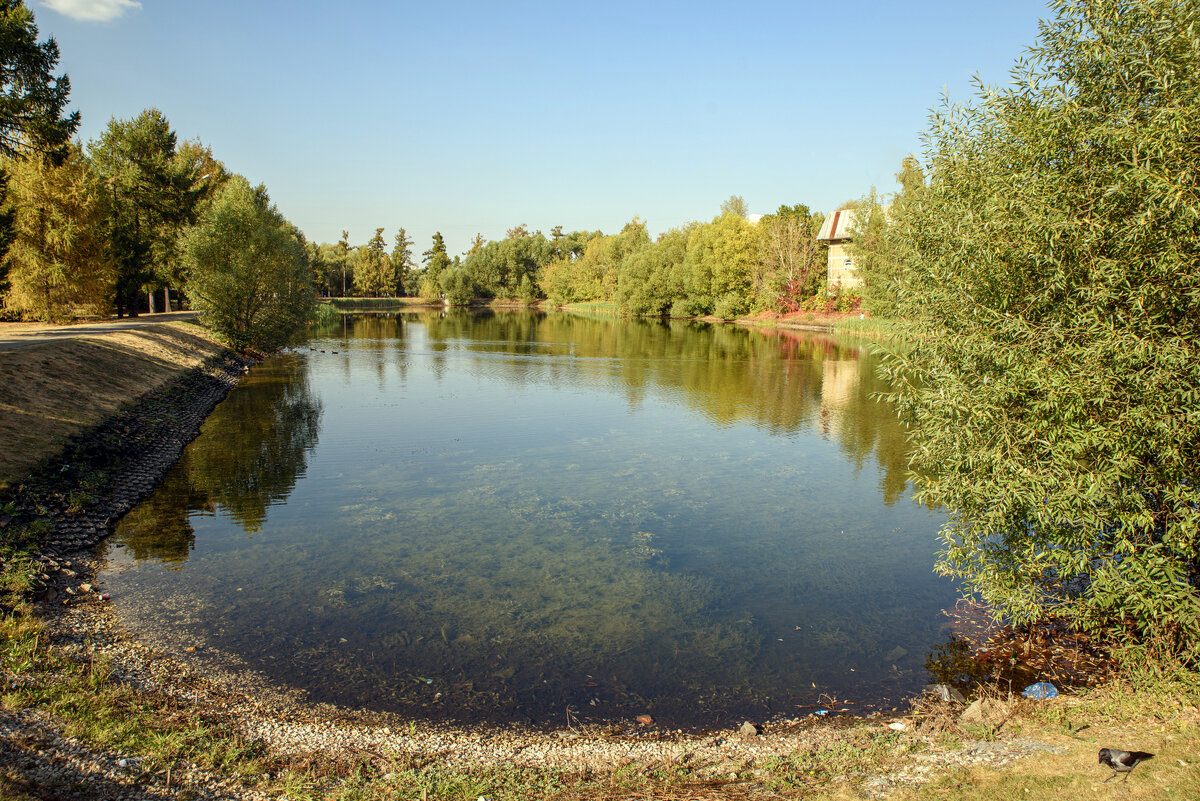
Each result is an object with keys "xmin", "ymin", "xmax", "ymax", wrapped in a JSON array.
[
  {"xmin": 556, "ymin": 301, "xmax": 622, "ymax": 317},
  {"xmin": 323, "ymin": 297, "xmax": 435, "ymax": 311}
]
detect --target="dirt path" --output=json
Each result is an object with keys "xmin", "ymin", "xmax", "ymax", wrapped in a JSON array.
[{"xmin": 0, "ymin": 312, "xmax": 200, "ymax": 352}]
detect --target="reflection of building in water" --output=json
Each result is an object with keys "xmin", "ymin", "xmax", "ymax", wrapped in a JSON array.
[{"xmin": 819, "ymin": 357, "xmax": 860, "ymax": 437}]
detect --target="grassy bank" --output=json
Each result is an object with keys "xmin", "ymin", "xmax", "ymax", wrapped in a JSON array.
[
  {"xmin": 323, "ymin": 297, "xmax": 437, "ymax": 312},
  {"xmin": 0, "ymin": 320, "xmax": 227, "ymax": 490}
]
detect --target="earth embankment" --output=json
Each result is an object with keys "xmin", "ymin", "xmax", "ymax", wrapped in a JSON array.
[{"xmin": 0, "ymin": 317, "xmax": 229, "ymax": 491}]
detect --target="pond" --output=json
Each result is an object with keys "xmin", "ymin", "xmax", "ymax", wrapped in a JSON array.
[{"xmin": 98, "ymin": 310, "xmax": 955, "ymax": 728}]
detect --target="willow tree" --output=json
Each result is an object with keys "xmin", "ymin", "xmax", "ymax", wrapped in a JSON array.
[
  {"xmin": 888, "ymin": 0, "xmax": 1200, "ymax": 656},
  {"xmin": 183, "ymin": 176, "xmax": 313, "ymax": 351}
]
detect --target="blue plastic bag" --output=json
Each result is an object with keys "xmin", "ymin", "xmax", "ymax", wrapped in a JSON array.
[{"xmin": 1022, "ymin": 681, "xmax": 1059, "ymax": 699}]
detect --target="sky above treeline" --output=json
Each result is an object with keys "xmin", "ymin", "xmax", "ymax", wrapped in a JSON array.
[{"xmin": 40, "ymin": 0, "xmax": 1049, "ymax": 256}]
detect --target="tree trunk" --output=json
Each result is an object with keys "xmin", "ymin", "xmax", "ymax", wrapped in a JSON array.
[
  {"xmin": 149, "ymin": 288, "xmax": 158, "ymax": 313},
  {"xmin": 164, "ymin": 285, "xmax": 172, "ymax": 311}
]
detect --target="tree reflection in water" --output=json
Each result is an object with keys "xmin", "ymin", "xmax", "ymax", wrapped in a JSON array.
[{"xmin": 115, "ymin": 358, "xmax": 322, "ymax": 563}]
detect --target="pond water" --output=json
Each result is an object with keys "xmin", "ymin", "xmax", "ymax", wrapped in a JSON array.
[{"xmin": 99, "ymin": 311, "xmax": 955, "ymax": 728}]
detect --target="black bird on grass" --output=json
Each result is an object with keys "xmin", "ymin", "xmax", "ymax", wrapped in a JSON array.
[{"xmin": 1098, "ymin": 748, "xmax": 1154, "ymax": 782}]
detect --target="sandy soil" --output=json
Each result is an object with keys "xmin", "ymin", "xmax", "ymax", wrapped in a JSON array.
[{"xmin": 0, "ymin": 318, "xmax": 224, "ymax": 488}]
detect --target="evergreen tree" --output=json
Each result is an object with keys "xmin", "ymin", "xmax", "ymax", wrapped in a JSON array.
[
  {"xmin": 0, "ymin": 0, "xmax": 81, "ymax": 279},
  {"xmin": 336, "ymin": 229, "xmax": 351, "ymax": 296},
  {"xmin": 90, "ymin": 109, "xmax": 192, "ymax": 316},
  {"xmin": 0, "ymin": 1, "xmax": 79, "ymax": 159},
  {"xmin": 390, "ymin": 227, "xmax": 414, "ymax": 296},
  {"xmin": 420, "ymin": 231, "xmax": 450, "ymax": 296}
]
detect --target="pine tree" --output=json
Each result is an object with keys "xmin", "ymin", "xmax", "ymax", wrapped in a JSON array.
[{"xmin": 390, "ymin": 228, "xmax": 413, "ymax": 296}]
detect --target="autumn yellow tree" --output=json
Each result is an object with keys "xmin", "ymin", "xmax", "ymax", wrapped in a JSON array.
[{"xmin": 3, "ymin": 144, "xmax": 114, "ymax": 320}]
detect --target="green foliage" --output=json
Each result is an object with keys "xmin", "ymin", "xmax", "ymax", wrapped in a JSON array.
[
  {"xmin": 542, "ymin": 221, "xmax": 648, "ymax": 306},
  {"xmin": 390, "ymin": 227, "xmax": 414, "ymax": 296},
  {"xmin": 90, "ymin": 109, "xmax": 195, "ymax": 316},
  {"xmin": 351, "ymin": 227, "xmax": 394, "ymax": 297},
  {"xmin": 0, "ymin": 1, "xmax": 79, "ymax": 160},
  {"xmin": 182, "ymin": 176, "xmax": 314, "ymax": 351},
  {"xmin": 849, "ymin": 157, "xmax": 926, "ymax": 317},
  {"xmin": 461, "ymin": 227, "xmax": 554, "ymax": 298},
  {"xmin": 753, "ymin": 203, "xmax": 826, "ymax": 311},
  {"xmin": 2, "ymin": 144, "xmax": 114, "ymax": 320},
  {"xmin": 615, "ymin": 227, "xmax": 689, "ymax": 316},
  {"xmin": 679, "ymin": 212, "xmax": 761, "ymax": 315},
  {"xmin": 719, "ymin": 194, "xmax": 748, "ymax": 218},
  {"xmin": 886, "ymin": 0, "xmax": 1200, "ymax": 656},
  {"xmin": 420, "ymin": 231, "xmax": 450, "ymax": 297}
]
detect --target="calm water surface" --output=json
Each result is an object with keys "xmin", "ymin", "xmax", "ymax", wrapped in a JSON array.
[{"xmin": 100, "ymin": 311, "xmax": 954, "ymax": 727}]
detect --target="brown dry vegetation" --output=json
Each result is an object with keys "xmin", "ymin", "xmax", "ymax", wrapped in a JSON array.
[{"xmin": 0, "ymin": 320, "xmax": 225, "ymax": 489}]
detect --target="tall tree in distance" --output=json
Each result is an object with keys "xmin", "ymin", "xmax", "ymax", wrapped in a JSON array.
[
  {"xmin": 466, "ymin": 232, "xmax": 485, "ymax": 255},
  {"xmin": 390, "ymin": 227, "xmax": 414, "ymax": 296},
  {"xmin": 720, "ymin": 195, "xmax": 748, "ymax": 219},
  {"xmin": 353, "ymin": 227, "xmax": 394, "ymax": 296},
  {"xmin": 336, "ymin": 228, "xmax": 351, "ymax": 296},
  {"xmin": 420, "ymin": 231, "xmax": 450, "ymax": 297}
]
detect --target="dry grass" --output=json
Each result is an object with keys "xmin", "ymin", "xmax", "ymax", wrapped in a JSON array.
[{"xmin": 0, "ymin": 321, "xmax": 225, "ymax": 488}]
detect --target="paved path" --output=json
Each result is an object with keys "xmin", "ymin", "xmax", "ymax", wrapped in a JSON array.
[{"xmin": 0, "ymin": 311, "xmax": 200, "ymax": 351}]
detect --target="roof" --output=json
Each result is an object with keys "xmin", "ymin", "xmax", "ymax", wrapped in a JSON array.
[{"xmin": 816, "ymin": 208, "xmax": 858, "ymax": 241}]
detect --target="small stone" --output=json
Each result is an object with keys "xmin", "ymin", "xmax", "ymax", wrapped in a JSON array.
[
  {"xmin": 80, "ymin": 583, "xmax": 93, "ymax": 593},
  {"xmin": 888, "ymin": 721, "xmax": 906, "ymax": 731},
  {"xmin": 636, "ymin": 714, "xmax": 653, "ymax": 725},
  {"xmin": 739, "ymin": 721, "xmax": 761, "ymax": 736}
]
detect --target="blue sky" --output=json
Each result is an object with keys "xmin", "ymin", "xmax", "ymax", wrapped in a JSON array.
[{"xmin": 38, "ymin": 0, "xmax": 1049, "ymax": 256}]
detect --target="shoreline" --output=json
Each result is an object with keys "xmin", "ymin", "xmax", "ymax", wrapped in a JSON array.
[{"xmin": 0, "ymin": 317, "xmax": 1138, "ymax": 799}]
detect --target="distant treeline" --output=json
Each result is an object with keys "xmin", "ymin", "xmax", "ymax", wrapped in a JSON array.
[{"xmin": 312, "ymin": 197, "xmax": 861, "ymax": 319}]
